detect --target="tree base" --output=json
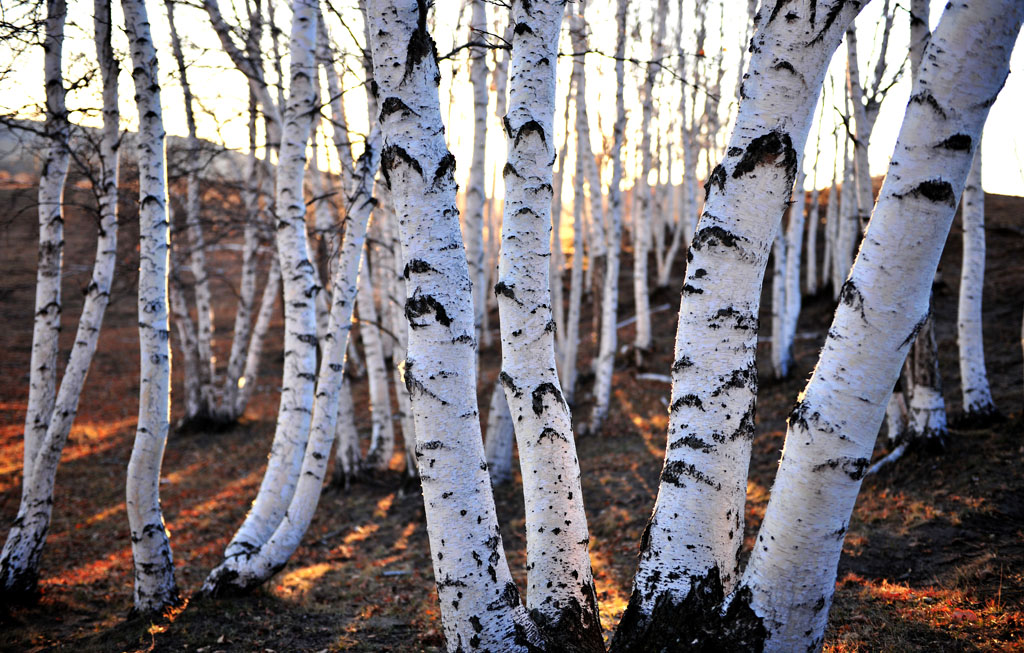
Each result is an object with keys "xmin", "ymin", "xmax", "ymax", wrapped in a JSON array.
[
  {"xmin": 610, "ymin": 567, "xmax": 766, "ymax": 653},
  {"xmin": 952, "ymin": 405, "xmax": 1003, "ymax": 429},
  {"xmin": 0, "ymin": 568, "xmax": 41, "ymax": 608}
]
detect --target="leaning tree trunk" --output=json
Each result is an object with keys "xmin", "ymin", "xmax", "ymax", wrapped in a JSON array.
[
  {"xmin": 21, "ymin": 0, "xmax": 69, "ymax": 500},
  {"xmin": 483, "ymin": 379, "xmax": 515, "ymax": 485},
  {"xmin": 589, "ymin": 0, "xmax": 628, "ymax": 433},
  {"xmin": 367, "ymin": 0, "xmax": 543, "ymax": 648},
  {"xmin": 217, "ymin": 0, "xmax": 321, "ymax": 565},
  {"xmin": 202, "ymin": 122, "xmax": 382, "ymax": 595},
  {"xmin": 360, "ymin": 235, "xmax": 396, "ymax": 471},
  {"xmin": 741, "ymin": 5, "xmax": 1022, "ymax": 650},
  {"xmin": 956, "ymin": 148, "xmax": 996, "ymax": 423},
  {"xmin": 611, "ymin": 2, "xmax": 865, "ymax": 649},
  {"xmin": 122, "ymin": 0, "xmax": 180, "ymax": 615},
  {"xmin": 1, "ymin": 0, "xmax": 116, "ymax": 600},
  {"xmin": 493, "ymin": 0, "xmax": 603, "ymax": 647}
]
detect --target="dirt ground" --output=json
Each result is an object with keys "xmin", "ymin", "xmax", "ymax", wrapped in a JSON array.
[{"xmin": 0, "ymin": 176, "xmax": 1022, "ymax": 652}]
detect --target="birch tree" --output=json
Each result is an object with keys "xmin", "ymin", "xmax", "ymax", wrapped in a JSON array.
[
  {"xmin": 612, "ymin": 2, "xmax": 867, "ymax": 647},
  {"xmin": 1, "ymin": 0, "xmax": 119, "ymax": 599},
  {"xmin": 957, "ymin": 148, "xmax": 997, "ymax": 423},
  {"xmin": 212, "ymin": 0, "xmax": 320, "ymax": 569},
  {"xmin": 742, "ymin": 6, "xmax": 1021, "ymax": 648},
  {"xmin": 122, "ymin": 0, "xmax": 180, "ymax": 614},
  {"xmin": 367, "ymin": 0, "xmax": 544, "ymax": 647},
  {"xmin": 589, "ymin": 0, "xmax": 628, "ymax": 433}
]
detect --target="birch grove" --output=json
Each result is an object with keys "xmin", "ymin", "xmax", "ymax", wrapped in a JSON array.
[{"xmin": 2, "ymin": 0, "xmax": 1023, "ymax": 650}]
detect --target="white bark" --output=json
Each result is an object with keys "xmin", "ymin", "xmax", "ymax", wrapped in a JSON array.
[
  {"xmin": 360, "ymin": 233, "xmax": 396, "ymax": 471},
  {"xmin": 483, "ymin": 380, "xmax": 515, "ymax": 485},
  {"xmin": 589, "ymin": 0, "xmax": 627, "ymax": 433},
  {"xmin": 957, "ymin": 149, "xmax": 995, "ymax": 420},
  {"xmin": 0, "ymin": 0, "xmax": 117, "ymax": 598},
  {"xmin": 845, "ymin": 27, "xmax": 875, "ymax": 230},
  {"xmin": 907, "ymin": 313, "xmax": 947, "ymax": 440},
  {"xmin": 494, "ymin": 0, "xmax": 601, "ymax": 645},
  {"xmin": 219, "ymin": 0, "xmax": 320, "ymax": 563},
  {"xmin": 741, "ymin": 6, "xmax": 1022, "ymax": 649},
  {"xmin": 122, "ymin": 0, "xmax": 179, "ymax": 614},
  {"xmin": 22, "ymin": 0, "xmax": 69, "ymax": 496},
  {"xmin": 167, "ymin": 0, "xmax": 217, "ymax": 418},
  {"xmin": 781, "ymin": 166, "xmax": 807, "ymax": 375},
  {"xmin": 549, "ymin": 79, "xmax": 572, "ymax": 356},
  {"xmin": 805, "ymin": 186, "xmax": 820, "ymax": 294},
  {"xmin": 769, "ymin": 228, "xmax": 787, "ymax": 378},
  {"xmin": 202, "ymin": 120, "xmax": 383, "ymax": 594},
  {"xmin": 464, "ymin": 0, "xmax": 488, "ymax": 352},
  {"xmin": 632, "ymin": 0, "xmax": 669, "ymax": 358},
  {"xmin": 367, "ymin": 0, "xmax": 542, "ymax": 648},
  {"xmin": 234, "ymin": 259, "xmax": 280, "ymax": 417},
  {"xmin": 614, "ymin": 2, "xmax": 864, "ymax": 646}
]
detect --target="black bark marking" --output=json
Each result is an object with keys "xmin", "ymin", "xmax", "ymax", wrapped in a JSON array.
[
  {"xmin": 493, "ymin": 281, "xmax": 522, "ymax": 305},
  {"xmin": 405, "ymin": 293, "xmax": 452, "ymax": 328},
  {"xmin": 839, "ymin": 279, "xmax": 866, "ymax": 319},
  {"xmin": 731, "ymin": 130, "xmax": 798, "ymax": 185},
  {"xmin": 712, "ymin": 306, "xmax": 757, "ymax": 331},
  {"xmin": 711, "ymin": 363, "xmax": 757, "ymax": 397},
  {"xmin": 661, "ymin": 460, "xmax": 720, "ymax": 489},
  {"xmin": 403, "ymin": 258, "xmax": 436, "ymax": 278},
  {"xmin": 809, "ymin": 0, "xmax": 846, "ymax": 45},
  {"xmin": 936, "ymin": 133, "xmax": 971, "ymax": 151},
  {"xmin": 381, "ymin": 144, "xmax": 423, "ymax": 188},
  {"xmin": 669, "ymin": 434, "xmax": 716, "ymax": 453},
  {"xmin": 909, "ymin": 91, "xmax": 947, "ymax": 119},
  {"xmin": 670, "ymin": 394, "xmax": 704, "ymax": 412},
  {"xmin": 404, "ymin": 0, "xmax": 439, "ymax": 85},
  {"xmin": 772, "ymin": 60, "xmax": 797, "ymax": 74},
  {"xmin": 704, "ymin": 164, "xmax": 726, "ymax": 199},
  {"xmin": 514, "ymin": 120, "xmax": 546, "ymax": 148},
  {"xmin": 691, "ymin": 225, "xmax": 744, "ymax": 251},
  {"xmin": 901, "ymin": 179, "xmax": 957, "ymax": 206},
  {"xmin": 499, "ymin": 371, "xmax": 522, "ymax": 397},
  {"xmin": 514, "ymin": 22, "xmax": 533, "ymax": 36},
  {"xmin": 433, "ymin": 152, "xmax": 456, "ymax": 188},
  {"xmin": 682, "ymin": 284, "xmax": 704, "ymax": 295},
  {"xmin": 379, "ymin": 96, "xmax": 417, "ymax": 120},
  {"xmin": 898, "ymin": 314, "xmax": 928, "ymax": 350},
  {"xmin": 531, "ymin": 383, "xmax": 564, "ymax": 415},
  {"xmin": 672, "ymin": 355, "xmax": 694, "ymax": 372},
  {"xmin": 487, "ymin": 581, "xmax": 521, "ymax": 611},
  {"xmin": 813, "ymin": 456, "xmax": 869, "ymax": 481}
]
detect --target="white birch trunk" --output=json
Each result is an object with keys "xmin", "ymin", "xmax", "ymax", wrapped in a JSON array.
[
  {"xmin": 167, "ymin": 0, "xmax": 217, "ymax": 418},
  {"xmin": 234, "ymin": 259, "xmax": 280, "ymax": 418},
  {"xmin": 202, "ymin": 122, "xmax": 382, "ymax": 594},
  {"xmin": 957, "ymin": 149, "xmax": 996, "ymax": 421},
  {"xmin": 483, "ymin": 379, "xmax": 515, "ymax": 485},
  {"xmin": 122, "ymin": 0, "xmax": 180, "ymax": 614},
  {"xmin": 805, "ymin": 188, "xmax": 820, "ymax": 295},
  {"xmin": 907, "ymin": 313, "xmax": 947, "ymax": 441},
  {"xmin": 769, "ymin": 228, "xmax": 788, "ymax": 378},
  {"xmin": 0, "ymin": 0, "xmax": 117, "ymax": 598},
  {"xmin": 360, "ymin": 234, "xmax": 396, "ymax": 471},
  {"xmin": 494, "ymin": 0, "xmax": 602, "ymax": 645},
  {"xmin": 22, "ymin": 0, "xmax": 69, "ymax": 496},
  {"xmin": 367, "ymin": 1, "xmax": 543, "ymax": 648},
  {"xmin": 464, "ymin": 0, "xmax": 488, "ymax": 352},
  {"xmin": 218, "ymin": 0, "xmax": 320, "ymax": 563},
  {"xmin": 741, "ymin": 6, "xmax": 1022, "ymax": 649},
  {"xmin": 846, "ymin": 27, "xmax": 875, "ymax": 230},
  {"xmin": 589, "ymin": 0, "xmax": 628, "ymax": 433},
  {"xmin": 781, "ymin": 167, "xmax": 807, "ymax": 374},
  {"xmin": 632, "ymin": 0, "xmax": 669, "ymax": 358},
  {"xmin": 549, "ymin": 79, "xmax": 572, "ymax": 357},
  {"xmin": 612, "ymin": 2, "xmax": 864, "ymax": 647}
]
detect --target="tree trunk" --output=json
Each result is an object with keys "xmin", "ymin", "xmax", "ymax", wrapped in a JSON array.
[
  {"xmin": 122, "ymin": 0, "xmax": 180, "ymax": 615},
  {"xmin": 483, "ymin": 379, "xmax": 515, "ymax": 485},
  {"xmin": 741, "ymin": 6, "xmax": 1021, "ymax": 649},
  {"xmin": 22, "ymin": 0, "xmax": 69, "ymax": 498},
  {"xmin": 361, "ymin": 234, "xmax": 396, "ymax": 471},
  {"xmin": 632, "ymin": 0, "xmax": 669, "ymax": 360},
  {"xmin": 218, "ymin": 0, "xmax": 320, "ymax": 564},
  {"xmin": 464, "ymin": 0, "xmax": 489, "ymax": 354},
  {"xmin": 589, "ymin": 0, "xmax": 628, "ymax": 433},
  {"xmin": 367, "ymin": 0, "xmax": 543, "ymax": 648},
  {"xmin": 612, "ymin": 2, "xmax": 864, "ymax": 648},
  {"xmin": 1, "ymin": 0, "xmax": 116, "ymax": 599},
  {"xmin": 957, "ymin": 148, "xmax": 996, "ymax": 422},
  {"xmin": 769, "ymin": 228, "xmax": 788, "ymax": 378}
]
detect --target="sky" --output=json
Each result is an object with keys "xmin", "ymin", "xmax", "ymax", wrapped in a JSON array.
[{"xmin": 1, "ymin": 0, "xmax": 1021, "ymax": 199}]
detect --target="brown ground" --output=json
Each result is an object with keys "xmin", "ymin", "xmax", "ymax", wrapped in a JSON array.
[{"xmin": 0, "ymin": 175, "xmax": 1022, "ymax": 652}]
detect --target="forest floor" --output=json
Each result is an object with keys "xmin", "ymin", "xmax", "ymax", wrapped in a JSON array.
[{"xmin": 0, "ymin": 178, "xmax": 1023, "ymax": 652}]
